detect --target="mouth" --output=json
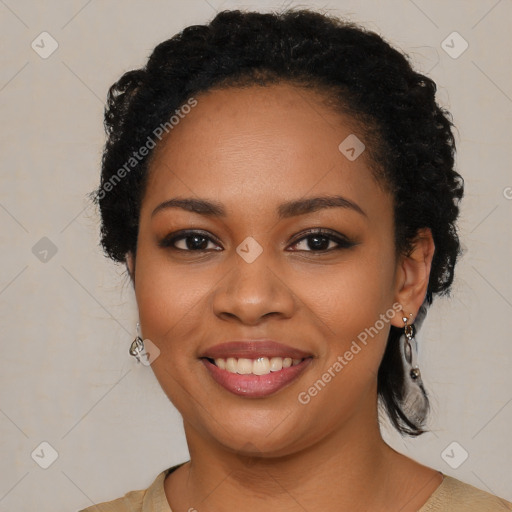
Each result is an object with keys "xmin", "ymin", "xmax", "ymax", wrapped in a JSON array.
[
  {"xmin": 200, "ymin": 340, "xmax": 313, "ymax": 398},
  {"xmin": 205, "ymin": 356, "xmax": 304, "ymax": 374}
]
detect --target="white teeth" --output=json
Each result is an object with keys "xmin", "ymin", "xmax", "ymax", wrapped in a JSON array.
[
  {"xmin": 269, "ymin": 357, "xmax": 283, "ymax": 372},
  {"xmin": 237, "ymin": 358, "xmax": 253, "ymax": 374},
  {"xmin": 212, "ymin": 356, "xmax": 303, "ymax": 375},
  {"xmin": 226, "ymin": 357, "xmax": 238, "ymax": 373},
  {"xmin": 253, "ymin": 357, "xmax": 270, "ymax": 375}
]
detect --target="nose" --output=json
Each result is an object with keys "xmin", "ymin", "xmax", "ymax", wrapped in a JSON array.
[{"xmin": 212, "ymin": 248, "xmax": 296, "ymax": 326}]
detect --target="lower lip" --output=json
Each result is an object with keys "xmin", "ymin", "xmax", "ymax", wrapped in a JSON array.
[{"xmin": 202, "ymin": 358, "xmax": 312, "ymax": 398}]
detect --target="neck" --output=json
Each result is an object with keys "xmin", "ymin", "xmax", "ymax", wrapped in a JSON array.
[{"xmin": 166, "ymin": 398, "xmax": 413, "ymax": 511}]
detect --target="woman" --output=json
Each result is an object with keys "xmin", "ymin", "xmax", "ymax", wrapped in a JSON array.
[{"xmin": 83, "ymin": 8, "xmax": 512, "ymax": 511}]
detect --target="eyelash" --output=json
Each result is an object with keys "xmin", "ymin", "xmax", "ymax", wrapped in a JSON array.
[{"xmin": 158, "ymin": 228, "xmax": 356, "ymax": 253}]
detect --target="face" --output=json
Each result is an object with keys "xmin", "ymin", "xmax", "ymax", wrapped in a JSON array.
[{"xmin": 130, "ymin": 83, "xmax": 410, "ymax": 457}]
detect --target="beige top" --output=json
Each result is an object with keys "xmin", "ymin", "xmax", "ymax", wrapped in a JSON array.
[{"xmin": 80, "ymin": 463, "xmax": 512, "ymax": 511}]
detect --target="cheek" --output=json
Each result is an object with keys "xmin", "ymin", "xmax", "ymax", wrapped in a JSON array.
[
  {"xmin": 307, "ymin": 251, "xmax": 396, "ymax": 335},
  {"xmin": 132, "ymin": 250, "xmax": 211, "ymax": 411},
  {"xmin": 133, "ymin": 239, "xmax": 195, "ymax": 343},
  {"xmin": 296, "ymin": 278, "xmax": 395, "ymax": 427},
  {"xmin": 135, "ymin": 263, "xmax": 210, "ymax": 349},
  {"xmin": 301, "ymin": 249, "xmax": 397, "ymax": 387}
]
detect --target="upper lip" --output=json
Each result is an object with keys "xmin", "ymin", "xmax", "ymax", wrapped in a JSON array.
[{"xmin": 200, "ymin": 340, "xmax": 312, "ymax": 360}]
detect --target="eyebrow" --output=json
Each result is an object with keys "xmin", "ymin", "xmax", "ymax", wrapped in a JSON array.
[{"xmin": 151, "ymin": 195, "xmax": 367, "ymax": 219}]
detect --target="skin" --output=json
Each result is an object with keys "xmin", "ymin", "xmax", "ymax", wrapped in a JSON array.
[{"xmin": 126, "ymin": 83, "xmax": 441, "ymax": 511}]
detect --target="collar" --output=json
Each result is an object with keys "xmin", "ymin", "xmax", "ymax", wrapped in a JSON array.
[{"xmin": 141, "ymin": 463, "xmax": 186, "ymax": 511}]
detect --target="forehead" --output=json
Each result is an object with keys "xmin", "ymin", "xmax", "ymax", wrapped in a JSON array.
[{"xmin": 142, "ymin": 83, "xmax": 389, "ymax": 219}]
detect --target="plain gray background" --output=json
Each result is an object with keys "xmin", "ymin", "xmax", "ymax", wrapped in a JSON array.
[{"xmin": 1, "ymin": 0, "xmax": 511, "ymax": 510}]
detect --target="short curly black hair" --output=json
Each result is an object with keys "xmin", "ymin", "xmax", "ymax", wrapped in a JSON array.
[{"xmin": 92, "ymin": 8, "xmax": 464, "ymax": 436}]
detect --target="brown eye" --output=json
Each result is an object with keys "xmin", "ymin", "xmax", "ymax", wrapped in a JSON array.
[
  {"xmin": 158, "ymin": 230, "xmax": 222, "ymax": 251},
  {"xmin": 288, "ymin": 229, "xmax": 356, "ymax": 252}
]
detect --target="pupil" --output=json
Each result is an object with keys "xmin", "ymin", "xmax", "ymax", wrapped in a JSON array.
[
  {"xmin": 187, "ymin": 235, "xmax": 207, "ymax": 250},
  {"xmin": 309, "ymin": 235, "xmax": 328, "ymax": 250}
]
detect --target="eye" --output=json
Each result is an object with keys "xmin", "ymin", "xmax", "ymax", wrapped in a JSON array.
[
  {"xmin": 287, "ymin": 229, "xmax": 356, "ymax": 252},
  {"xmin": 158, "ymin": 228, "xmax": 356, "ymax": 253},
  {"xmin": 158, "ymin": 230, "xmax": 222, "ymax": 251}
]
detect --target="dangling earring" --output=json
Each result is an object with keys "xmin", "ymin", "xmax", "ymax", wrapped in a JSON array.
[
  {"xmin": 129, "ymin": 322, "xmax": 145, "ymax": 363},
  {"xmin": 403, "ymin": 313, "xmax": 421, "ymax": 380},
  {"xmin": 400, "ymin": 309, "xmax": 429, "ymax": 425}
]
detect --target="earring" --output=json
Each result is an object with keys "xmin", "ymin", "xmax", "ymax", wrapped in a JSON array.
[
  {"xmin": 129, "ymin": 322, "xmax": 145, "ymax": 363},
  {"xmin": 402, "ymin": 313, "xmax": 420, "ymax": 380},
  {"xmin": 399, "ymin": 307, "xmax": 428, "ymax": 425}
]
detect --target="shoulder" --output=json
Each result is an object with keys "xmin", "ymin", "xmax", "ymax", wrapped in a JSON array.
[
  {"xmin": 420, "ymin": 474, "xmax": 512, "ymax": 511},
  {"xmin": 78, "ymin": 488, "xmax": 145, "ymax": 512},
  {"xmin": 78, "ymin": 464, "xmax": 181, "ymax": 512}
]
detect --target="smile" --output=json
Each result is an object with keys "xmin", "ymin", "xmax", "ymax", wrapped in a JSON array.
[
  {"xmin": 209, "ymin": 356, "xmax": 304, "ymax": 375},
  {"xmin": 201, "ymin": 356, "xmax": 312, "ymax": 398}
]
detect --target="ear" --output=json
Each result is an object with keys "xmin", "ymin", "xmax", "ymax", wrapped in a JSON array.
[
  {"xmin": 390, "ymin": 228, "xmax": 435, "ymax": 328},
  {"xmin": 126, "ymin": 251, "xmax": 135, "ymax": 283}
]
